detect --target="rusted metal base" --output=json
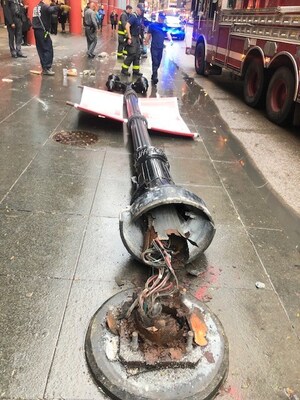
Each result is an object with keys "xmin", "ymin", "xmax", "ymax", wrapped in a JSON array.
[{"xmin": 85, "ymin": 289, "xmax": 229, "ymax": 400}]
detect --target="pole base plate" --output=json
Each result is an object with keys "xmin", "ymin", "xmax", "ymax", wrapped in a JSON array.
[{"xmin": 85, "ymin": 289, "xmax": 229, "ymax": 400}]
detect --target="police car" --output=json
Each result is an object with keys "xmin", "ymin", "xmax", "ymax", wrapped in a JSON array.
[
  {"xmin": 144, "ymin": 10, "xmax": 186, "ymax": 41},
  {"xmin": 164, "ymin": 14, "xmax": 186, "ymax": 40}
]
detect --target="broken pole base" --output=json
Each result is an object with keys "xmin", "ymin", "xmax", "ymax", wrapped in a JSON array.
[{"xmin": 85, "ymin": 288, "xmax": 229, "ymax": 400}]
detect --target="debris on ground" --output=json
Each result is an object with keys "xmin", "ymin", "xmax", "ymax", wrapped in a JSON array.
[
  {"xmin": 30, "ymin": 70, "xmax": 42, "ymax": 75},
  {"xmin": 67, "ymin": 68, "xmax": 77, "ymax": 76},
  {"xmin": 202, "ymin": 294, "xmax": 213, "ymax": 303},
  {"xmin": 106, "ymin": 307, "xmax": 118, "ymax": 335},
  {"xmin": 115, "ymin": 275, "xmax": 125, "ymax": 287},
  {"xmin": 81, "ymin": 69, "xmax": 96, "ymax": 76},
  {"xmin": 2, "ymin": 78, "xmax": 13, "ymax": 82},
  {"xmin": 188, "ymin": 311, "xmax": 208, "ymax": 346},
  {"xmin": 255, "ymin": 281, "xmax": 266, "ymax": 289},
  {"xmin": 187, "ymin": 267, "xmax": 203, "ymax": 277},
  {"xmin": 284, "ymin": 388, "xmax": 300, "ymax": 400},
  {"xmin": 98, "ymin": 52, "xmax": 109, "ymax": 58}
]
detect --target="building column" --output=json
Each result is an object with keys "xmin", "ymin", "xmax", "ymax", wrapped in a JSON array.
[
  {"xmin": 102, "ymin": 1, "xmax": 108, "ymax": 26},
  {"xmin": 69, "ymin": 0, "xmax": 82, "ymax": 34},
  {"xmin": 25, "ymin": 0, "xmax": 35, "ymax": 45}
]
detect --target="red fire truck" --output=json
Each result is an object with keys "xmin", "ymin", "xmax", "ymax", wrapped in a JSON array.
[{"xmin": 188, "ymin": 0, "xmax": 300, "ymax": 125}]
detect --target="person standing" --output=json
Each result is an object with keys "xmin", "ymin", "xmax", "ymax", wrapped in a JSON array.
[
  {"xmin": 20, "ymin": 2, "xmax": 31, "ymax": 46},
  {"xmin": 109, "ymin": 9, "xmax": 117, "ymax": 30},
  {"xmin": 117, "ymin": 4, "xmax": 132, "ymax": 59},
  {"xmin": 145, "ymin": 12, "xmax": 172, "ymax": 84},
  {"xmin": 32, "ymin": 0, "xmax": 60, "ymax": 75},
  {"xmin": 1, "ymin": 0, "xmax": 27, "ymax": 58},
  {"xmin": 50, "ymin": 0, "xmax": 58, "ymax": 34},
  {"xmin": 97, "ymin": 4, "xmax": 105, "ymax": 32},
  {"xmin": 121, "ymin": 3, "xmax": 144, "ymax": 77},
  {"xmin": 84, "ymin": 1, "xmax": 98, "ymax": 58},
  {"xmin": 58, "ymin": 2, "xmax": 70, "ymax": 33}
]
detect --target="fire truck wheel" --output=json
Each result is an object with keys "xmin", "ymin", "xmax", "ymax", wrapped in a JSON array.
[
  {"xmin": 195, "ymin": 42, "xmax": 207, "ymax": 76},
  {"xmin": 243, "ymin": 59, "xmax": 265, "ymax": 108},
  {"xmin": 266, "ymin": 67, "xmax": 295, "ymax": 126}
]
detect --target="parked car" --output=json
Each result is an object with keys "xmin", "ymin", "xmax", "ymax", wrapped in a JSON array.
[{"xmin": 144, "ymin": 10, "xmax": 186, "ymax": 41}]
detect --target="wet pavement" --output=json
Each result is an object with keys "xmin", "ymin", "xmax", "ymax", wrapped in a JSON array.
[
  {"xmin": 0, "ymin": 25, "xmax": 300, "ymax": 400},
  {"xmin": 172, "ymin": 27, "xmax": 300, "ymax": 220}
]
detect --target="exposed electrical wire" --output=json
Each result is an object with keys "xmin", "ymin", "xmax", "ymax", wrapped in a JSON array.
[{"xmin": 129, "ymin": 237, "xmax": 180, "ymax": 318}]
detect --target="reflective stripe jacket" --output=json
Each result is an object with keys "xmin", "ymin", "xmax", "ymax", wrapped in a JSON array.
[{"xmin": 118, "ymin": 10, "xmax": 129, "ymax": 35}]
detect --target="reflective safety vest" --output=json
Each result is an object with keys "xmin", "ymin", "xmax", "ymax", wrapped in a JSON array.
[{"xmin": 118, "ymin": 11, "xmax": 128, "ymax": 35}]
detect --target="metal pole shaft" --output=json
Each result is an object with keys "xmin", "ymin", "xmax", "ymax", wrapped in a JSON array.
[
  {"xmin": 124, "ymin": 87, "xmax": 174, "ymax": 200},
  {"xmin": 120, "ymin": 86, "xmax": 215, "ymax": 266}
]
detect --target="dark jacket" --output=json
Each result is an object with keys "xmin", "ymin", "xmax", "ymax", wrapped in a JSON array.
[
  {"xmin": 1, "ymin": 0, "xmax": 22, "ymax": 25},
  {"xmin": 110, "ymin": 12, "xmax": 118, "ymax": 25},
  {"xmin": 118, "ymin": 10, "xmax": 129, "ymax": 33},
  {"xmin": 32, "ymin": 1, "xmax": 59, "ymax": 31},
  {"xmin": 127, "ymin": 12, "xmax": 142, "ymax": 37},
  {"xmin": 21, "ymin": 4, "xmax": 31, "ymax": 32}
]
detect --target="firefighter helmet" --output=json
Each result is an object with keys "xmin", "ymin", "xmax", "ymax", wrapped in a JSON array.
[{"xmin": 131, "ymin": 76, "xmax": 149, "ymax": 94}]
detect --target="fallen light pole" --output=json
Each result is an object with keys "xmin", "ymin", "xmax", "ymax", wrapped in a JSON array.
[
  {"xmin": 85, "ymin": 86, "xmax": 229, "ymax": 400},
  {"xmin": 120, "ymin": 86, "xmax": 215, "ymax": 266}
]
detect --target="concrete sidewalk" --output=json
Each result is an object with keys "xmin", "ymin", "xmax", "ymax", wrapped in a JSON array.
[{"xmin": 0, "ymin": 26, "xmax": 299, "ymax": 400}]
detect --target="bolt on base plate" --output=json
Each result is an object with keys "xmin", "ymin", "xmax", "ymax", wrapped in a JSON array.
[{"xmin": 85, "ymin": 289, "xmax": 229, "ymax": 400}]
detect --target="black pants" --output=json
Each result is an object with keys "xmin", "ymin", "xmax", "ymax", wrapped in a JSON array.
[
  {"xmin": 22, "ymin": 30, "xmax": 29, "ymax": 45},
  {"xmin": 7, "ymin": 18, "xmax": 23, "ymax": 56},
  {"xmin": 85, "ymin": 26, "xmax": 97, "ymax": 56},
  {"xmin": 51, "ymin": 21, "xmax": 58, "ymax": 34},
  {"xmin": 34, "ymin": 29, "xmax": 54, "ymax": 70},
  {"xmin": 51, "ymin": 16, "xmax": 58, "ymax": 34},
  {"xmin": 117, "ymin": 34, "xmax": 126, "ymax": 57},
  {"xmin": 150, "ymin": 47, "xmax": 163, "ymax": 79},
  {"xmin": 60, "ymin": 14, "xmax": 67, "ymax": 31},
  {"xmin": 122, "ymin": 36, "xmax": 141, "ymax": 72}
]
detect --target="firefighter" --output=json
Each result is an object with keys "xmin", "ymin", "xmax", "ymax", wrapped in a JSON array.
[
  {"xmin": 1, "ymin": 0, "xmax": 27, "ymax": 58},
  {"xmin": 145, "ymin": 12, "xmax": 173, "ymax": 84},
  {"xmin": 117, "ymin": 4, "xmax": 132, "ymax": 59},
  {"xmin": 121, "ymin": 2, "xmax": 144, "ymax": 77},
  {"xmin": 32, "ymin": 0, "xmax": 60, "ymax": 75}
]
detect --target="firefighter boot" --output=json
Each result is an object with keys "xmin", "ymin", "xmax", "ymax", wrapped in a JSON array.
[
  {"xmin": 121, "ymin": 63, "xmax": 131, "ymax": 76},
  {"xmin": 121, "ymin": 69, "xmax": 131, "ymax": 76}
]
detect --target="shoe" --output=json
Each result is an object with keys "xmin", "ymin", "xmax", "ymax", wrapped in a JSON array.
[
  {"xmin": 121, "ymin": 70, "xmax": 130, "ymax": 76},
  {"xmin": 87, "ymin": 53, "xmax": 95, "ymax": 58},
  {"xmin": 43, "ymin": 68, "xmax": 55, "ymax": 76},
  {"xmin": 22, "ymin": 43, "xmax": 31, "ymax": 46},
  {"xmin": 133, "ymin": 71, "xmax": 143, "ymax": 76},
  {"xmin": 11, "ymin": 54, "xmax": 18, "ymax": 58},
  {"xmin": 17, "ymin": 53, "xmax": 27, "ymax": 58},
  {"xmin": 151, "ymin": 78, "xmax": 158, "ymax": 84}
]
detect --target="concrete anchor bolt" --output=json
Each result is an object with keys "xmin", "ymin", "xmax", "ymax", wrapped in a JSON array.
[
  {"xmin": 131, "ymin": 331, "xmax": 139, "ymax": 351},
  {"xmin": 187, "ymin": 330, "xmax": 194, "ymax": 353}
]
